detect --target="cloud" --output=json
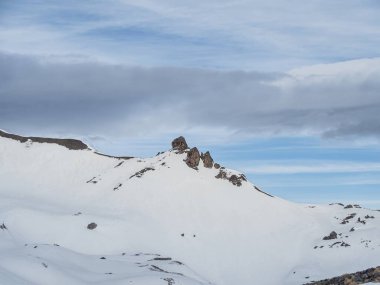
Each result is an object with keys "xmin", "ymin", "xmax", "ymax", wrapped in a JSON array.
[
  {"xmin": 1, "ymin": 0, "xmax": 380, "ymax": 70},
  {"xmin": 1, "ymin": 52, "xmax": 380, "ymax": 142}
]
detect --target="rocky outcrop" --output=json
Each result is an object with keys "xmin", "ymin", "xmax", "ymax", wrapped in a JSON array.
[
  {"xmin": 323, "ymin": 231, "xmax": 337, "ymax": 240},
  {"xmin": 215, "ymin": 169, "xmax": 247, "ymax": 187},
  {"xmin": 0, "ymin": 130, "xmax": 88, "ymax": 150},
  {"xmin": 171, "ymin": 136, "xmax": 188, "ymax": 151},
  {"xmin": 305, "ymin": 266, "xmax": 380, "ymax": 285},
  {"xmin": 130, "ymin": 167, "xmax": 155, "ymax": 179},
  {"xmin": 185, "ymin": 147, "xmax": 200, "ymax": 168},
  {"xmin": 201, "ymin": 151, "xmax": 214, "ymax": 168},
  {"xmin": 170, "ymin": 137, "xmax": 221, "ymax": 171}
]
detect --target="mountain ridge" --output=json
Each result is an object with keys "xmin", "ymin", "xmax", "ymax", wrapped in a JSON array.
[{"xmin": 0, "ymin": 131, "xmax": 379, "ymax": 285}]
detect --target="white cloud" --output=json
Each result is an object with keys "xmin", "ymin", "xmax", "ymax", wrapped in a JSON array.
[
  {"xmin": 1, "ymin": 53, "xmax": 380, "ymax": 142},
  {"xmin": 1, "ymin": 0, "xmax": 380, "ymax": 70}
]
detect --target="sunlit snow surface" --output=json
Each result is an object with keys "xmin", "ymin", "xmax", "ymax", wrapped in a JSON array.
[{"xmin": 0, "ymin": 136, "xmax": 379, "ymax": 285}]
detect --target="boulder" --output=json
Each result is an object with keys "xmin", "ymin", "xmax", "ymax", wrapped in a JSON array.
[
  {"xmin": 322, "ymin": 231, "xmax": 337, "ymax": 240},
  {"xmin": 186, "ymin": 147, "xmax": 200, "ymax": 168},
  {"xmin": 201, "ymin": 151, "xmax": 214, "ymax": 168},
  {"xmin": 171, "ymin": 136, "xmax": 188, "ymax": 151},
  {"xmin": 87, "ymin": 222, "xmax": 97, "ymax": 230},
  {"xmin": 214, "ymin": 163, "xmax": 221, "ymax": 169}
]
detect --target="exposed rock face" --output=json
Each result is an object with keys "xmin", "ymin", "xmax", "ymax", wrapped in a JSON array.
[
  {"xmin": 130, "ymin": 167, "xmax": 155, "ymax": 179},
  {"xmin": 215, "ymin": 170, "xmax": 247, "ymax": 187},
  {"xmin": 185, "ymin": 147, "xmax": 200, "ymax": 168},
  {"xmin": 201, "ymin": 151, "xmax": 214, "ymax": 168},
  {"xmin": 214, "ymin": 163, "xmax": 221, "ymax": 169},
  {"xmin": 171, "ymin": 136, "xmax": 188, "ymax": 151},
  {"xmin": 215, "ymin": 170, "xmax": 227, "ymax": 180},
  {"xmin": 323, "ymin": 231, "xmax": 337, "ymax": 240},
  {"xmin": 305, "ymin": 266, "xmax": 380, "ymax": 285},
  {"xmin": 0, "ymin": 130, "xmax": 88, "ymax": 150}
]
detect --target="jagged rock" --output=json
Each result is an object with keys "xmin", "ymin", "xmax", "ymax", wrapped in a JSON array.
[
  {"xmin": 171, "ymin": 136, "xmax": 188, "ymax": 151},
  {"xmin": 185, "ymin": 147, "xmax": 200, "ymax": 168},
  {"xmin": 130, "ymin": 167, "xmax": 155, "ymax": 179},
  {"xmin": 214, "ymin": 163, "xmax": 221, "ymax": 169},
  {"xmin": 215, "ymin": 170, "xmax": 228, "ymax": 180},
  {"xmin": 322, "ymin": 231, "xmax": 337, "ymax": 240},
  {"xmin": 201, "ymin": 151, "xmax": 214, "ymax": 168},
  {"xmin": 215, "ymin": 170, "xmax": 246, "ymax": 187},
  {"xmin": 229, "ymin": 175, "xmax": 242, "ymax": 186},
  {"xmin": 304, "ymin": 266, "xmax": 380, "ymax": 285}
]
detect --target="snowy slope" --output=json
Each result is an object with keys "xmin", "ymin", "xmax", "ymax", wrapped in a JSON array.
[{"xmin": 0, "ymin": 132, "xmax": 379, "ymax": 285}]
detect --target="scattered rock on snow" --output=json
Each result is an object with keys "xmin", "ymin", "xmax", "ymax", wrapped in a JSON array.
[
  {"xmin": 215, "ymin": 169, "xmax": 247, "ymax": 187},
  {"xmin": 87, "ymin": 223, "xmax": 97, "ymax": 230},
  {"xmin": 323, "ymin": 231, "xmax": 338, "ymax": 240},
  {"xmin": 341, "ymin": 213, "xmax": 356, "ymax": 224},
  {"xmin": 113, "ymin": 183, "xmax": 122, "ymax": 191},
  {"xmin": 365, "ymin": 215, "xmax": 375, "ymax": 219},
  {"xmin": 357, "ymin": 217, "xmax": 366, "ymax": 224},
  {"xmin": 130, "ymin": 167, "xmax": 155, "ymax": 179}
]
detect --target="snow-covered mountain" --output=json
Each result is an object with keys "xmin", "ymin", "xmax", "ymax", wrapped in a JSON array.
[{"xmin": 0, "ymin": 130, "xmax": 379, "ymax": 285}]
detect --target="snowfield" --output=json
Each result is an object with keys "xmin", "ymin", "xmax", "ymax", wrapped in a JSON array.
[{"xmin": 0, "ymin": 133, "xmax": 379, "ymax": 285}]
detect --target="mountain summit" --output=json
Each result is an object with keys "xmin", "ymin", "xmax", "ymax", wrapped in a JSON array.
[{"xmin": 0, "ymin": 130, "xmax": 379, "ymax": 285}]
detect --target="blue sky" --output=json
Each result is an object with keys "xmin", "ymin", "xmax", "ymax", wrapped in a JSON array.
[{"xmin": 1, "ymin": 0, "xmax": 380, "ymax": 208}]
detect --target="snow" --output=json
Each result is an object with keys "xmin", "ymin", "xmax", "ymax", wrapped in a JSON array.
[{"xmin": 0, "ymin": 136, "xmax": 379, "ymax": 285}]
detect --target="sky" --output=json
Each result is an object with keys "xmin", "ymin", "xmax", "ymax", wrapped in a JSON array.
[{"xmin": 1, "ymin": 0, "xmax": 380, "ymax": 208}]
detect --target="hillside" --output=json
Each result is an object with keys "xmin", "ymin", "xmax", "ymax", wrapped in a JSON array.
[{"xmin": 0, "ymin": 131, "xmax": 379, "ymax": 285}]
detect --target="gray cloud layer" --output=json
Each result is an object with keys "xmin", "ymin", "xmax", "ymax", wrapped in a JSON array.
[{"xmin": 1, "ymin": 53, "xmax": 380, "ymax": 141}]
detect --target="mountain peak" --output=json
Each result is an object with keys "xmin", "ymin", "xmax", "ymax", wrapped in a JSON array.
[{"xmin": 171, "ymin": 136, "xmax": 188, "ymax": 151}]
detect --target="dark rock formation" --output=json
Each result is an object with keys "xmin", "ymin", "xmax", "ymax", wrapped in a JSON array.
[
  {"xmin": 229, "ymin": 175, "xmax": 242, "ymax": 186},
  {"xmin": 201, "ymin": 151, "xmax": 214, "ymax": 168},
  {"xmin": 87, "ymin": 222, "xmax": 97, "ymax": 230},
  {"xmin": 185, "ymin": 147, "xmax": 200, "ymax": 168},
  {"xmin": 323, "ymin": 231, "xmax": 337, "ymax": 240},
  {"xmin": 341, "ymin": 213, "xmax": 356, "ymax": 224},
  {"xmin": 214, "ymin": 163, "xmax": 221, "ymax": 169},
  {"xmin": 0, "ymin": 130, "xmax": 88, "ymax": 150},
  {"xmin": 215, "ymin": 170, "xmax": 228, "ymax": 180},
  {"xmin": 215, "ymin": 170, "xmax": 247, "ymax": 187},
  {"xmin": 253, "ymin": 186, "xmax": 274, "ymax": 197},
  {"xmin": 130, "ymin": 167, "xmax": 155, "ymax": 179},
  {"xmin": 171, "ymin": 136, "xmax": 188, "ymax": 151},
  {"xmin": 304, "ymin": 266, "xmax": 380, "ymax": 285}
]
